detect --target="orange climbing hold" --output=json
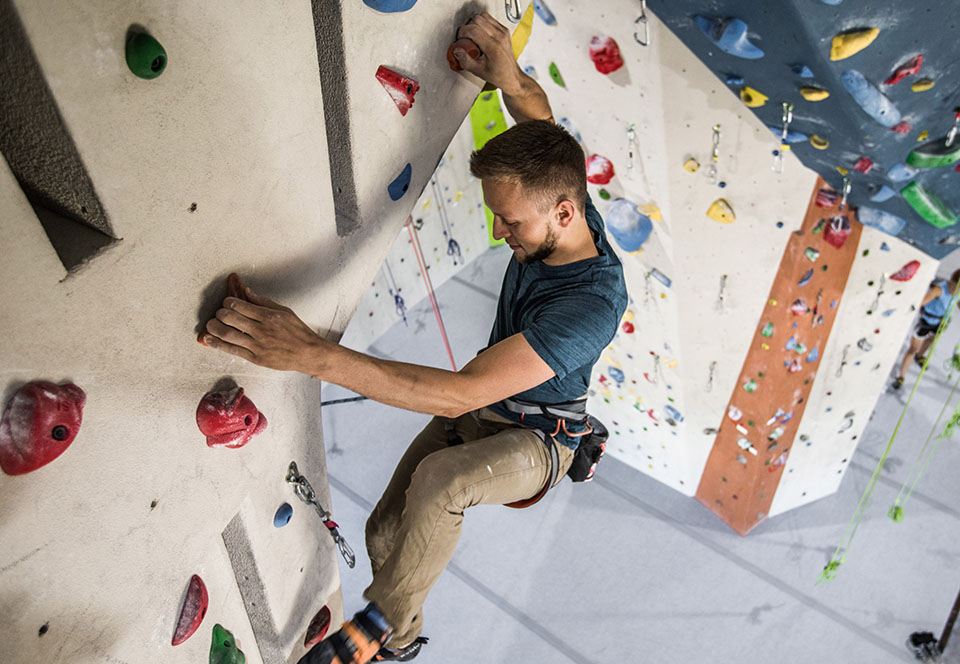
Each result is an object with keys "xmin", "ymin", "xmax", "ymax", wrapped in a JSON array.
[
  {"xmin": 376, "ymin": 66, "xmax": 420, "ymax": 116},
  {"xmin": 447, "ymin": 38, "xmax": 481, "ymax": 71}
]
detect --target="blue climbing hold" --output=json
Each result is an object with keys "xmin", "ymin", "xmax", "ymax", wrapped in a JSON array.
[
  {"xmin": 819, "ymin": 0, "xmax": 843, "ymax": 5},
  {"xmin": 694, "ymin": 16, "xmax": 765, "ymax": 60},
  {"xmin": 362, "ymin": 0, "xmax": 418, "ymax": 12},
  {"xmin": 882, "ymin": 309, "xmax": 896, "ymax": 317},
  {"xmin": 557, "ymin": 117, "xmax": 581, "ymax": 143},
  {"xmin": 887, "ymin": 163, "xmax": 917, "ymax": 182},
  {"xmin": 768, "ymin": 126, "xmax": 808, "ymax": 143},
  {"xmin": 274, "ymin": 502, "xmax": 293, "ymax": 528},
  {"xmin": 806, "ymin": 347, "xmax": 819, "ymax": 363},
  {"xmin": 786, "ymin": 335, "xmax": 798, "ymax": 351},
  {"xmin": 869, "ymin": 185, "xmax": 896, "ymax": 202},
  {"xmin": 664, "ymin": 405, "xmax": 685, "ymax": 422},
  {"xmin": 608, "ymin": 366, "xmax": 625, "ymax": 384},
  {"xmin": 881, "ymin": 242, "xmax": 890, "ymax": 251},
  {"xmin": 798, "ymin": 268, "xmax": 814, "ymax": 287},
  {"xmin": 606, "ymin": 198, "xmax": 653, "ymax": 252},
  {"xmin": 523, "ymin": 65, "xmax": 537, "ymax": 78},
  {"xmin": 857, "ymin": 207, "xmax": 906, "ymax": 235},
  {"xmin": 533, "ymin": 0, "xmax": 556, "ymax": 25},
  {"xmin": 388, "ymin": 163, "xmax": 412, "ymax": 201},
  {"xmin": 791, "ymin": 64, "xmax": 815, "ymax": 78},
  {"xmin": 726, "ymin": 74, "xmax": 745, "ymax": 86},
  {"xmin": 840, "ymin": 70, "xmax": 901, "ymax": 128}
]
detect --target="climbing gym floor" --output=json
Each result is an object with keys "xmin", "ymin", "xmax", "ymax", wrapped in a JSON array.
[{"xmin": 321, "ymin": 244, "xmax": 960, "ymax": 664}]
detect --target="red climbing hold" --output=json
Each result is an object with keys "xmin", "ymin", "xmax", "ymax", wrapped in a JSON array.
[
  {"xmin": 889, "ymin": 260, "xmax": 921, "ymax": 282},
  {"xmin": 446, "ymin": 38, "xmax": 481, "ymax": 72},
  {"xmin": 198, "ymin": 273, "xmax": 247, "ymax": 346},
  {"xmin": 0, "ymin": 381, "xmax": 85, "ymax": 476},
  {"xmin": 586, "ymin": 154, "xmax": 615, "ymax": 184},
  {"xmin": 891, "ymin": 121, "xmax": 912, "ymax": 134},
  {"xmin": 376, "ymin": 66, "xmax": 420, "ymax": 116},
  {"xmin": 303, "ymin": 606, "xmax": 332, "ymax": 648},
  {"xmin": 815, "ymin": 189, "xmax": 838, "ymax": 208},
  {"xmin": 196, "ymin": 386, "xmax": 267, "ymax": 449},
  {"xmin": 172, "ymin": 575, "xmax": 209, "ymax": 646},
  {"xmin": 589, "ymin": 36, "xmax": 624, "ymax": 74},
  {"xmin": 884, "ymin": 54, "xmax": 923, "ymax": 86},
  {"xmin": 823, "ymin": 216, "xmax": 852, "ymax": 249},
  {"xmin": 622, "ymin": 321, "xmax": 635, "ymax": 334},
  {"xmin": 853, "ymin": 157, "xmax": 874, "ymax": 174}
]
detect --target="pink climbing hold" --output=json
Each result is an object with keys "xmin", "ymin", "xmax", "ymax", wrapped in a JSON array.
[
  {"xmin": 622, "ymin": 321, "xmax": 635, "ymax": 334},
  {"xmin": 0, "ymin": 381, "xmax": 86, "ymax": 476},
  {"xmin": 889, "ymin": 260, "xmax": 921, "ymax": 282},
  {"xmin": 585, "ymin": 154, "xmax": 615, "ymax": 184},
  {"xmin": 884, "ymin": 54, "xmax": 923, "ymax": 85},
  {"xmin": 196, "ymin": 386, "xmax": 267, "ymax": 449},
  {"xmin": 375, "ymin": 65, "xmax": 420, "ymax": 116},
  {"xmin": 303, "ymin": 606, "xmax": 332, "ymax": 648},
  {"xmin": 589, "ymin": 36, "xmax": 624, "ymax": 74},
  {"xmin": 823, "ymin": 216, "xmax": 852, "ymax": 249},
  {"xmin": 790, "ymin": 298, "xmax": 807, "ymax": 316},
  {"xmin": 853, "ymin": 157, "xmax": 874, "ymax": 174},
  {"xmin": 815, "ymin": 188, "xmax": 838, "ymax": 208},
  {"xmin": 787, "ymin": 359, "xmax": 803, "ymax": 373},
  {"xmin": 172, "ymin": 575, "xmax": 209, "ymax": 646},
  {"xmin": 891, "ymin": 121, "xmax": 912, "ymax": 134}
]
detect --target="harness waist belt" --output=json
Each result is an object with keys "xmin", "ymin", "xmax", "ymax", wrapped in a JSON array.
[{"xmin": 500, "ymin": 396, "xmax": 587, "ymax": 420}]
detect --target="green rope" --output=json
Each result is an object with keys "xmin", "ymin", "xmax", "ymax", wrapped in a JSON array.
[{"xmin": 819, "ymin": 278, "xmax": 960, "ymax": 584}]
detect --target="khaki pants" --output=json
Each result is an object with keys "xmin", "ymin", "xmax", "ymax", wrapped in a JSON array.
[{"xmin": 363, "ymin": 406, "xmax": 575, "ymax": 647}]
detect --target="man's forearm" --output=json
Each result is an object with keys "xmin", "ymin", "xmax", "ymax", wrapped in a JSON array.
[
  {"xmin": 312, "ymin": 342, "xmax": 470, "ymax": 418},
  {"xmin": 501, "ymin": 73, "xmax": 553, "ymax": 123}
]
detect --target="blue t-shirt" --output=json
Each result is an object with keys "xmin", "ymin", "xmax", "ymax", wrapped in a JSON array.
[
  {"xmin": 922, "ymin": 279, "xmax": 953, "ymax": 325},
  {"xmin": 486, "ymin": 194, "xmax": 628, "ymax": 413}
]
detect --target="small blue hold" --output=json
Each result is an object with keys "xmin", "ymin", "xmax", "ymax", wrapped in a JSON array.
[
  {"xmin": 718, "ymin": 181, "xmax": 727, "ymax": 188},
  {"xmin": 274, "ymin": 502, "xmax": 293, "ymax": 528},
  {"xmin": 608, "ymin": 366, "xmax": 625, "ymax": 384},
  {"xmin": 523, "ymin": 64, "xmax": 537, "ymax": 78},
  {"xmin": 606, "ymin": 198, "xmax": 652, "ymax": 252},
  {"xmin": 887, "ymin": 163, "xmax": 917, "ymax": 182},
  {"xmin": 841, "ymin": 70, "xmax": 901, "ymax": 128},
  {"xmin": 786, "ymin": 335, "xmax": 798, "ymax": 351},
  {"xmin": 881, "ymin": 242, "xmax": 891, "ymax": 251},
  {"xmin": 388, "ymin": 163, "xmax": 412, "ymax": 201},
  {"xmin": 772, "ymin": 149, "xmax": 780, "ymax": 157},
  {"xmin": 664, "ymin": 405, "xmax": 685, "ymax": 422},
  {"xmin": 768, "ymin": 126, "xmax": 809, "ymax": 143},
  {"xmin": 557, "ymin": 117, "xmax": 582, "ymax": 143},
  {"xmin": 362, "ymin": 0, "xmax": 418, "ymax": 12},
  {"xmin": 870, "ymin": 185, "xmax": 897, "ymax": 202},
  {"xmin": 533, "ymin": 0, "xmax": 556, "ymax": 25},
  {"xmin": 882, "ymin": 309, "xmax": 896, "ymax": 317},
  {"xmin": 694, "ymin": 16, "xmax": 765, "ymax": 60},
  {"xmin": 791, "ymin": 63, "xmax": 815, "ymax": 78},
  {"xmin": 777, "ymin": 221, "xmax": 784, "ymax": 228},
  {"xmin": 806, "ymin": 347, "xmax": 819, "ymax": 363},
  {"xmin": 819, "ymin": 0, "xmax": 843, "ymax": 4},
  {"xmin": 798, "ymin": 268, "xmax": 814, "ymax": 286},
  {"xmin": 726, "ymin": 74, "xmax": 745, "ymax": 86},
  {"xmin": 858, "ymin": 207, "xmax": 906, "ymax": 236}
]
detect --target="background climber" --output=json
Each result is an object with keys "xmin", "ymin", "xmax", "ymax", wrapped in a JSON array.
[{"xmin": 893, "ymin": 269, "xmax": 960, "ymax": 389}]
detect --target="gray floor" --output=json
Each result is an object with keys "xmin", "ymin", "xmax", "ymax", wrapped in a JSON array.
[{"xmin": 321, "ymin": 244, "xmax": 960, "ymax": 664}]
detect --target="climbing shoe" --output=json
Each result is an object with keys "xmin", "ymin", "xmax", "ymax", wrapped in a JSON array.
[
  {"xmin": 892, "ymin": 376, "xmax": 904, "ymax": 390},
  {"xmin": 372, "ymin": 636, "xmax": 429, "ymax": 662},
  {"xmin": 298, "ymin": 603, "xmax": 393, "ymax": 664},
  {"xmin": 915, "ymin": 354, "xmax": 927, "ymax": 367}
]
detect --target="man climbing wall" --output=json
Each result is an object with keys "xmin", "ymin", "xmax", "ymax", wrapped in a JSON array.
[{"xmin": 201, "ymin": 12, "xmax": 627, "ymax": 664}]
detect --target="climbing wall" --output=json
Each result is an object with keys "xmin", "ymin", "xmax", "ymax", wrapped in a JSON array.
[
  {"xmin": 0, "ymin": 0, "xmax": 510, "ymax": 662},
  {"xmin": 646, "ymin": 0, "xmax": 960, "ymax": 258}
]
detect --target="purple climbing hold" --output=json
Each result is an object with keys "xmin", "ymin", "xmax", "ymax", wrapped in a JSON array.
[
  {"xmin": 798, "ymin": 268, "xmax": 814, "ymax": 286},
  {"xmin": 840, "ymin": 70, "xmax": 901, "ymax": 128},
  {"xmin": 694, "ymin": 16, "xmax": 765, "ymax": 60}
]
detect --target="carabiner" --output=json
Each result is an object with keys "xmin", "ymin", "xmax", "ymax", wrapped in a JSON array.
[
  {"xmin": 505, "ymin": 0, "xmax": 522, "ymax": 23},
  {"xmin": 634, "ymin": 0, "xmax": 649, "ymax": 45}
]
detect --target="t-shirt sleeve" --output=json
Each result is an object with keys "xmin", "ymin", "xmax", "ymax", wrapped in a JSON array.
[{"xmin": 521, "ymin": 294, "xmax": 619, "ymax": 380}]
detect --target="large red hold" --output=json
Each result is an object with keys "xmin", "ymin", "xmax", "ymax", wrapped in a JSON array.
[
  {"xmin": 0, "ymin": 381, "xmax": 86, "ymax": 476},
  {"xmin": 823, "ymin": 215, "xmax": 852, "ymax": 249},
  {"xmin": 303, "ymin": 606, "xmax": 332, "ymax": 648},
  {"xmin": 889, "ymin": 260, "xmax": 921, "ymax": 282},
  {"xmin": 884, "ymin": 54, "xmax": 923, "ymax": 85},
  {"xmin": 375, "ymin": 66, "xmax": 420, "ymax": 116},
  {"xmin": 196, "ymin": 386, "xmax": 267, "ymax": 449},
  {"xmin": 815, "ymin": 188, "xmax": 838, "ymax": 208},
  {"xmin": 172, "ymin": 575, "xmax": 209, "ymax": 646},
  {"xmin": 586, "ymin": 154, "xmax": 615, "ymax": 184},
  {"xmin": 589, "ymin": 36, "xmax": 624, "ymax": 74}
]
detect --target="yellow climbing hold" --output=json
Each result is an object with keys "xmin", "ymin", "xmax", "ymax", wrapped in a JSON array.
[
  {"xmin": 761, "ymin": 343, "xmax": 770, "ymax": 350},
  {"xmin": 810, "ymin": 135, "xmax": 830, "ymax": 150},
  {"xmin": 770, "ymin": 299, "xmax": 778, "ymax": 306},
  {"xmin": 707, "ymin": 198, "xmax": 736, "ymax": 223},
  {"xmin": 639, "ymin": 203, "xmax": 663, "ymax": 221},
  {"xmin": 911, "ymin": 78, "xmax": 935, "ymax": 92},
  {"xmin": 836, "ymin": 166, "xmax": 849, "ymax": 175},
  {"xmin": 740, "ymin": 86, "xmax": 768, "ymax": 107},
  {"xmin": 623, "ymin": 310, "xmax": 635, "ymax": 322},
  {"xmin": 800, "ymin": 87, "xmax": 830, "ymax": 102},
  {"xmin": 683, "ymin": 158, "xmax": 700, "ymax": 173},
  {"xmin": 917, "ymin": 130, "xmax": 929, "ymax": 142},
  {"xmin": 830, "ymin": 28, "xmax": 880, "ymax": 61},
  {"xmin": 664, "ymin": 357, "xmax": 679, "ymax": 369}
]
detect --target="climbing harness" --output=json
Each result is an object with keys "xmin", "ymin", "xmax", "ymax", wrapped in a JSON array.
[
  {"xmin": 819, "ymin": 278, "xmax": 960, "ymax": 583},
  {"xmin": 405, "ymin": 217, "xmax": 457, "ymax": 371},
  {"xmin": 773, "ymin": 102, "xmax": 794, "ymax": 174},
  {"xmin": 286, "ymin": 461, "xmax": 356, "ymax": 568},
  {"xmin": 634, "ymin": 0, "xmax": 649, "ymax": 46},
  {"xmin": 505, "ymin": 0, "xmax": 522, "ymax": 23}
]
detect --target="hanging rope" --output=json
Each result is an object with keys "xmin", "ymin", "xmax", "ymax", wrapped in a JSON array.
[
  {"xmin": 405, "ymin": 216, "xmax": 457, "ymax": 371},
  {"xmin": 430, "ymin": 175, "xmax": 462, "ymax": 266},
  {"xmin": 819, "ymin": 278, "xmax": 960, "ymax": 583},
  {"xmin": 382, "ymin": 259, "xmax": 408, "ymax": 326}
]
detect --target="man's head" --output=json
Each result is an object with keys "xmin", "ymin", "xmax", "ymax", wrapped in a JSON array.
[
  {"xmin": 469, "ymin": 120, "xmax": 586, "ymax": 264},
  {"xmin": 950, "ymin": 269, "xmax": 960, "ymax": 291}
]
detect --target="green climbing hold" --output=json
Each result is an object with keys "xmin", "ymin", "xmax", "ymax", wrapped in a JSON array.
[
  {"xmin": 548, "ymin": 62, "xmax": 565, "ymax": 87},
  {"xmin": 210, "ymin": 624, "xmax": 245, "ymax": 664},
  {"xmin": 126, "ymin": 31, "xmax": 167, "ymax": 79},
  {"xmin": 598, "ymin": 188, "xmax": 611, "ymax": 200},
  {"xmin": 761, "ymin": 322, "xmax": 774, "ymax": 337},
  {"xmin": 743, "ymin": 378, "xmax": 758, "ymax": 392},
  {"xmin": 812, "ymin": 218, "xmax": 826, "ymax": 234},
  {"xmin": 888, "ymin": 505, "xmax": 905, "ymax": 522},
  {"xmin": 906, "ymin": 137, "xmax": 960, "ymax": 169},
  {"xmin": 805, "ymin": 247, "xmax": 820, "ymax": 262},
  {"xmin": 901, "ymin": 181, "xmax": 958, "ymax": 228}
]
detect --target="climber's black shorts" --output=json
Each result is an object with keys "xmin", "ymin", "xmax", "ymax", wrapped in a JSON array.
[{"xmin": 914, "ymin": 318, "xmax": 940, "ymax": 339}]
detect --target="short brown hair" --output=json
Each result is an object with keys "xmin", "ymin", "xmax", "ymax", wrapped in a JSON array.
[{"xmin": 469, "ymin": 119, "xmax": 587, "ymax": 212}]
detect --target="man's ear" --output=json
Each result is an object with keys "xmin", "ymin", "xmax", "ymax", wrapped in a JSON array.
[{"xmin": 555, "ymin": 199, "xmax": 576, "ymax": 227}]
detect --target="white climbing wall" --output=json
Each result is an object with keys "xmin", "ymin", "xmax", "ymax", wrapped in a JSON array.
[{"xmin": 0, "ymin": 0, "xmax": 512, "ymax": 662}]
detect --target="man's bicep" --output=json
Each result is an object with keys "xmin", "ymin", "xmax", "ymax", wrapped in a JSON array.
[{"xmin": 458, "ymin": 333, "xmax": 555, "ymax": 411}]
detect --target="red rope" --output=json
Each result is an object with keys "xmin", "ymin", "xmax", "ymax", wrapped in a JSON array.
[{"xmin": 405, "ymin": 216, "xmax": 457, "ymax": 371}]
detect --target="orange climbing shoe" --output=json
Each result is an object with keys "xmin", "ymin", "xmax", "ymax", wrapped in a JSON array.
[{"xmin": 298, "ymin": 603, "xmax": 394, "ymax": 664}]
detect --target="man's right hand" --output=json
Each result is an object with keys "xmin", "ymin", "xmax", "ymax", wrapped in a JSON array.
[{"xmin": 452, "ymin": 12, "xmax": 525, "ymax": 96}]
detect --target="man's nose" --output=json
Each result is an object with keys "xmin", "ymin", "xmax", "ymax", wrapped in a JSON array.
[{"xmin": 491, "ymin": 215, "xmax": 509, "ymax": 241}]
